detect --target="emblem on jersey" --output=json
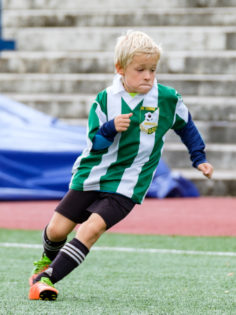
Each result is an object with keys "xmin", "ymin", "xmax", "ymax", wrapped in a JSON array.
[{"xmin": 140, "ymin": 109, "xmax": 159, "ymax": 134}]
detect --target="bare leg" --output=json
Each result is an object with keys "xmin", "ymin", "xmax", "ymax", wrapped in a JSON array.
[
  {"xmin": 31, "ymin": 213, "xmax": 107, "ymax": 289},
  {"xmin": 76, "ymin": 213, "xmax": 107, "ymax": 249},
  {"xmin": 46, "ymin": 212, "xmax": 77, "ymax": 242}
]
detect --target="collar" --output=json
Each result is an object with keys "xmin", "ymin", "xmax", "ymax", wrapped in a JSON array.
[
  {"xmin": 110, "ymin": 74, "xmax": 125, "ymax": 94},
  {"xmin": 107, "ymin": 74, "xmax": 158, "ymax": 110}
]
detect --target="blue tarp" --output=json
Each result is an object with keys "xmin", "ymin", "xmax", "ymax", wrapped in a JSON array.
[{"xmin": 0, "ymin": 95, "xmax": 199, "ymax": 200}]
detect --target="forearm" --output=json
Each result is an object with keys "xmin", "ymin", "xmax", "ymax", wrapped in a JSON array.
[
  {"xmin": 174, "ymin": 113, "xmax": 207, "ymax": 168},
  {"xmin": 92, "ymin": 119, "xmax": 118, "ymax": 151},
  {"xmin": 92, "ymin": 113, "xmax": 133, "ymax": 151}
]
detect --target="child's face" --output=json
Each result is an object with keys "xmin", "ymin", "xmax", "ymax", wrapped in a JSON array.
[{"xmin": 116, "ymin": 54, "xmax": 158, "ymax": 94}]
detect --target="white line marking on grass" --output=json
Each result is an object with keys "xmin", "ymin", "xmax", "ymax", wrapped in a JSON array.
[
  {"xmin": 0, "ymin": 242, "xmax": 236, "ymax": 257},
  {"xmin": 0, "ymin": 242, "xmax": 42, "ymax": 249},
  {"xmin": 92, "ymin": 246, "xmax": 236, "ymax": 257}
]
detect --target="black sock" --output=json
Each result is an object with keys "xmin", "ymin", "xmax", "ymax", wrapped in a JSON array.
[
  {"xmin": 42, "ymin": 226, "xmax": 67, "ymax": 261},
  {"xmin": 35, "ymin": 238, "xmax": 89, "ymax": 284}
]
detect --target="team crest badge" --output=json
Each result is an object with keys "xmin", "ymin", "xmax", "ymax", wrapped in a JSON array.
[{"xmin": 140, "ymin": 109, "xmax": 159, "ymax": 134}]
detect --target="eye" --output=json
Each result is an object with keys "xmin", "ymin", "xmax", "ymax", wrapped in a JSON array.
[{"xmin": 136, "ymin": 66, "xmax": 144, "ymax": 72}]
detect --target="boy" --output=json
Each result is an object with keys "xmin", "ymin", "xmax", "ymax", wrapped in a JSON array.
[{"xmin": 28, "ymin": 30, "xmax": 213, "ymax": 300}]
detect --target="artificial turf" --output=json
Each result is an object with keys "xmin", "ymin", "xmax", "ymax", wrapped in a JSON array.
[{"xmin": 0, "ymin": 229, "xmax": 235, "ymax": 314}]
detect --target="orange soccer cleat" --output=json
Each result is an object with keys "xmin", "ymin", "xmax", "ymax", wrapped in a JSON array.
[{"xmin": 28, "ymin": 277, "xmax": 58, "ymax": 301}]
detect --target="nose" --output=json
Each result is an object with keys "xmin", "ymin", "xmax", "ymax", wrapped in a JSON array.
[{"xmin": 143, "ymin": 70, "xmax": 151, "ymax": 80}]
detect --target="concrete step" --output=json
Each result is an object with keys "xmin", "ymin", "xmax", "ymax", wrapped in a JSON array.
[
  {"xmin": 162, "ymin": 143, "xmax": 236, "ymax": 170},
  {"xmin": 50, "ymin": 116, "xmax": 236, "ymax": 145},
  {"xmin": 166, "ymin": 122, "xmax": 236, "ymax": 144},
  {"xmin": 4, "ymin": 26, "xmax": 236, "ymax": 51},
  {"xmin": 174, "ymin": 169, "xmax": 236, "ymax": 196},
  {"xmin": 5, "ymin": 93, "xmax": 236, "ymax": 121},
  {"xmin": 60, "ymin": 120, "xmax": 235, "ymax": 144},
  {"xmin": 6, "ymin": 92, "xmax": 236, "ymax": 144},
  {"xmin": 3, "ymin": 0, "xmax": 236, "ymax": 10},
  {"xmin": 3, "ymin": 8, "xmax": 236, "ymax": 27},
  {"xmin": 1, "ymin": 73, "xmax": 236, "ymax": 96},
  {"xmin": 1, "ymin": 51, "xmax": 236, "ymax": 75},
  {"xmin": 181, "ymin": 96, "xmax": 236, "ymax": 122},
  {"xmin": 65, "ymin": 120, "xmax": 236, "ymax": 144},
  {"xmin": 3, "ymin": 93, "xmax": 236, "ymax": 122},
  {"xmin": 2, "ymin": 93, "xmax": 93, "ymax": 119}
]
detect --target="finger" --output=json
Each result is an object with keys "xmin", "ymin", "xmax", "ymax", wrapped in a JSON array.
[
  {"xmin": 204, "ymin": 172, "xmax": 210, "ymax": 178},
  {"xmin": 198, "ymin": 165, "xmax": 209, "ymax": 178},
  {"xmin": 120, "ymin": 120, "xmax": 131, "ymax": 126},
  {"xmin": 119, "ymin": 118, "xmax": 131, "ymax": 125},
  {"xmin": 118, "ymin": 121, "xmax": 131, "ymax": 130},
  {"xmin": 117, "ymin": 118, "xmax": 130, "ymax": 124},
  {"xmin": 118, "ymin": 123, "xmax": 130, "ymax": 130},
  {"xmin": 204, "ymin": 168, "xmax": 213, "ymax": 179},
  {"xmin": 118, "ymin": 119, "xmax": 130, "ymax": 124},
  {"xmin": 121, "ymin": 113, "xmax": 133, "ymax": 119},
  {"xmin": 120, "ymin": 127, "xmax": 128, "ymax": 131},
  {"xmin": 117, "ymin": 126, "xmax": 128, "ymax": 132}
]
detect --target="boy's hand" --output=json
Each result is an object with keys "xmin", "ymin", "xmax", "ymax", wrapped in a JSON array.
[
  {"xmin": 197, "ymin": 162, "xmax": 214, "ymax": 179},
  {"xmin": 114, "ymin": 113, "xmax": 133, "ymax": 132}
]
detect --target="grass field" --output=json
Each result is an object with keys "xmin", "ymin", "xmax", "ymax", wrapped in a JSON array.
[{"xmin": 0, "ymin": 229, "xmax": 236, "ymax": 314}]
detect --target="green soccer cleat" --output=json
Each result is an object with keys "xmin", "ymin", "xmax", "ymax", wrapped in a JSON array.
[
  {"xmin": 29, "ymin": 254, "xmax": 51, "ymax": 286},
  {"xmin": 28, "ymin": 277, "xmax": 58, "ymax": 300}
]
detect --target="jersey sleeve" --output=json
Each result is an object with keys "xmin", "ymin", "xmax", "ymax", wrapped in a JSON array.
[
  {"xmin": 171, "ymin": 92, "xmax": 207, "ymax": 168},
  {"xmin": 87, "ymin": 96, "xmax": 107, "ymax": 143},
  {"xmin": 174, "ymin": 112, "xmax": 207, "ymax": 168},
  {"xmin": 171, "ymin": 93, "xmax": 189, "ymax": 130}
]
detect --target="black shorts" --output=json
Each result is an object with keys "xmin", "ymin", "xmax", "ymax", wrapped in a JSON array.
[{"xmin": 55, "ymin": 189, "xmax": 135, "ymax": 229}]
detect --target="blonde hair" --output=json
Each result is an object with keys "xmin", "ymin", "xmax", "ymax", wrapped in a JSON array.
[{"xmin": 114, "ymin": 30, "xmax": 161, "ymax": 69}]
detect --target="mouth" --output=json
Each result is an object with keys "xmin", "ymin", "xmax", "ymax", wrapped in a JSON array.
[
  {"xmin": 139, "ymin": 84, "xmax": 152, "ymax": 90},
  {"xmin": 140, "ymin": 84, "xmax": 151, "ymax": 87}
]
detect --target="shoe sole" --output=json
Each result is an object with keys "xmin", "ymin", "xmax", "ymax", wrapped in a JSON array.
[{"xmin": 39, "ymin": 289, "xmax": 58, "ymax": 301}]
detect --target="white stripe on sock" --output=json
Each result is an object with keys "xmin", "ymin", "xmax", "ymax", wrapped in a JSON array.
[
  {"xmin": 60, "ymin": 248, "xmax": 82, "ymax": 265},
  {"xmin": 66, "ymin": 243, "xmax": 86, "ymax": 260},
  {"xmin": 60, "ymin": 243, "xmax": 86, "ymax": 265}
]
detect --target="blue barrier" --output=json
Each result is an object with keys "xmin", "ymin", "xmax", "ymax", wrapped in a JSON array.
[
  {"xmin": 0, "ymin": 95, "xmax": 200, "ymax": 200},
  {"xmin": 0, "ymin": 0, "xmax": 16, "ymax": 51}
]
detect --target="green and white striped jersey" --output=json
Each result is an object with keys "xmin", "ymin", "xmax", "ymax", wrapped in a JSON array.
[{"xmin": 70, "ymin": 74, "xmax": 188, "ymax": 204}]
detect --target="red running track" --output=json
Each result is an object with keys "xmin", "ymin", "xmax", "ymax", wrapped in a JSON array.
[{"xmin": 0, "ymin": 197, "xmax": 236, "ymax": 236}]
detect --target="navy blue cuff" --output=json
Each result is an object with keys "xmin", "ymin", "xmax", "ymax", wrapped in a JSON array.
[
  {"xmin": 92, "ymin": 119, "xmax": 118, "ymax": 151},
  {"xmin": 92, "ymin": 135, "xmax": 113, "ymax": 151},
  {"xmin": 98, "ymin": 119, "xmax": 117, "ymax": 141}
]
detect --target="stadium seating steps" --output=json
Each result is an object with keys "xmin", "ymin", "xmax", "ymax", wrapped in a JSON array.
[{"xmin": 1, "ymin": 0, "xmax": 236, "ymax": 195}]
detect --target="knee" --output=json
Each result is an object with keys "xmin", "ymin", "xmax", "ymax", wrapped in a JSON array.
[
  {"xmin": 46, "ymin": 223, "xmax": 67, "ymax": 242},
  {"xmin": 86, "ymin": 219, "xmax": 106, "ymax": 239},
  {"xmin": 76, "ymin": 214, "xmax": 107, "ymax": 248}
]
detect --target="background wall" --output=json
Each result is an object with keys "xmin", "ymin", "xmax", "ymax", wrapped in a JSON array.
[{"xmin": 1, "ymin": 0, "xmax": 236, "ymax": 195}]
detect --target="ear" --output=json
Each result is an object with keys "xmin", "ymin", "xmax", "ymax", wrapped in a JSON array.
[{"xmin": 115, "ymin": 63, "xmax": 125, "ymax": 76}]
